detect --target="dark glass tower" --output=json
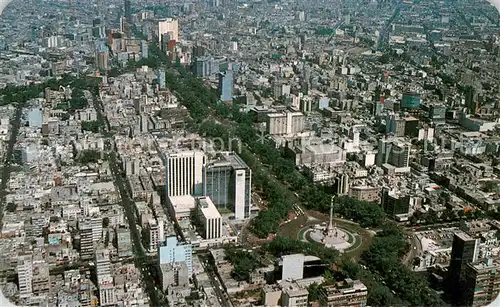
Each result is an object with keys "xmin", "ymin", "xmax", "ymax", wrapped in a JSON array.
[
  {"xmin": 124, "ymin": 0, "xmax": 132, "ymax": 23},
  {"xmin": 447, "ymin": 231, "xmax": 479, "ymax": 305}
]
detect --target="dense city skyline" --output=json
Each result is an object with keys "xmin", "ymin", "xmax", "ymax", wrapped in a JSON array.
[{"xmin": 0, "ymin": 0, "xmax": 500, "ymax": 306}]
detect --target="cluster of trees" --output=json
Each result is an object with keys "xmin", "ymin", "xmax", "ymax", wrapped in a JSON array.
[
  {"xmin": 338, "ymin": 222, "xmax": 446, "ymax": 306},
  {"xmin": 81, "ymin": 120, "xmax": 103, "ymax": 133},
  {"xmin": 77, "ymin": 150, "xmax": 103, "ymax": 164},
  {"xmin": 225, "ymin": 248, "xmax": 262, "ymax": 282},
  {"xmin": 410, "ymin": 207, "xmax": 485, "ymax": 226},
  {"xmin": 333, "ymin": 196, "xmax": 386, "ymax": 228},
  {"xmin": 5, "ymin": 202, "xmax": 17, "ymax": 212},
  {"xmin": 69, "ymin": 88, "xmax": 87, "ymax": 110},
  {"xmin": 0, "ymin": 73, "xmax": 99, "ymax": 108}
]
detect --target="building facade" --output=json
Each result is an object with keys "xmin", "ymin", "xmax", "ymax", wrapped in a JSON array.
[
  {"xmin": 196, "ymin": 196, "xmax": 222, "ymax": 239},
  {"xmin": 159, "ymin": 236, "xmax": 193, "ymax": 276},
  {"xmin": 447, "ymin": 231, "xmax": 480, "ymax": 305},
  {"xmin": 219, "ymin": 70, "xmax": 233, "ymax": 102},
  {"xmin": 158, "ymin": 18, "xmax": 179, "ymax": 43},
  {"xmin": 320, "ymin": 279, "xmax": 368, "ymax": 307},
  {"xmin": 463, "ymin": 258, "xmax": 500, "ymax": 307},
  {"xmin": 165, "ymin": 150, "xmax": 205, "ymax": 197},
  {"xmin": 203, "ymin": 152, "xmax": 252, "ymax": 219}
]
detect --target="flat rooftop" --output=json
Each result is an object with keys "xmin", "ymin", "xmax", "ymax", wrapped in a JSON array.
[
  {"xmin": 169, "ymin": 195, "xmax": 196, "ymax": 216},
  {"xmin": 197, "ymin": 196, "xmax": 221, "ymax": 219},
  {"xmin": 207, "ymin": 152, "xmax": 249, "ymax": 170}
]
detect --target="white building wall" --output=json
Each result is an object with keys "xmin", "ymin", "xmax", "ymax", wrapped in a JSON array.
[
  {"xmin": 282, "ymin": 254, "xmax": 304, "ymax": 280},
  {"xmin": 234, "ymin": 169, "xmax": 246, "ymax": 220},
  {"xmin": 158, "ymin": 18, "xmax": 179, "ymax": 43},
  {"xmin": 167, "ymin": 151, "xmax": 205, "ymax": 197},
  {"xmin": 17, "ymin": 255, "xmax": 33, "ymax": 298}
]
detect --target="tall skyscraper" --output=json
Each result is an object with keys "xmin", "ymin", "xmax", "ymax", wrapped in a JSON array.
[
  {"xmin": 203, "ymin": 152, "xmax": 251, "ymax": 219},
  {"xmin": 159, "ymin": 236, "xmax": 193, "ymax": 276},
  {"xmin": 95, "ymin": 42, "xmax": 109, "ymax": 71},
  {"xmin": 96, "ymin": 249, "xmax": 116, "ymax": 306},
  {"xmin": 157, "ymin": 69, "xmax": 166, "ymax": 90},
  {"xmin": 17, "ymin": 254, "xmax": 33, "ymax": 298},
  {"xmin": 140, "ymin": 40, "xmax": 148, "ymax": 58},
  {"xmin": 158, "ymin": 18, "xmax": 179, "ymax": 43},
  {"xmin": 166, "ymin": 151, "xmax": 205, "ymax": 197},
  {"xmin": 124, "ymin": 0, "xmax": 132, "ymax": 23},
  {"xmin": 219, "ymin": 70, "xmax": 233, "ymax": 102},
  {"xmin": 447, "ymin": 231, "xmax": 480, "ymax": 305}
]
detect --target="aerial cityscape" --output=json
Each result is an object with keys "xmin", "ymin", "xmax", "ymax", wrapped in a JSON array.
[{"xmin": 0, "ymin": 0, "xmax": 499, "ymax": 306}]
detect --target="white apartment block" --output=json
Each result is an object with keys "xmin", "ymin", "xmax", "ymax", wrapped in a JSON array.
[{"xmin": 17, "ymin": 254, "xmax": 33, "ymax": 298}]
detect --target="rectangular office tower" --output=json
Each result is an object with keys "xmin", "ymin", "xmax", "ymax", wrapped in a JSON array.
[
  {"xmin": 218, "ymin": 70, "xmax": 233, "ymax": 102},
  {"xmin": 166, "ymin": 151, "xmax": 205, "ymax": 197},
  {"xmin": 203, "ymin": 152, "xmax": 251, "ymax": 219},
  {"xmin": 124, "ymin": 0, "xmax": 132, "ymax": 23},
  {"xmin": 196, "ymin": 196, "xmax": 222, "ymax": 239},
  {"xmin": 156, "ymin": 69, "xmax": 166, "ymax": 90},
  {"xmin": 158, "ymin": 18, "xmax": 179, "ymax": 43},
  {"xmin": 447, "ymin": 231, "xmax": 480, "ymax": 305}
]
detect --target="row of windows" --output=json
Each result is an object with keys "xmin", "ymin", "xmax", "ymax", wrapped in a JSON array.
[{"xmin": 167, "ymin": 157, "xmax": 195, "ymax": 196}]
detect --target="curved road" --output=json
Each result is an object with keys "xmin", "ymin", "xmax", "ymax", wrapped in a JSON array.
[{"xmin": 403, "ymin": 232, "xmax": 422, "ymax": 266}]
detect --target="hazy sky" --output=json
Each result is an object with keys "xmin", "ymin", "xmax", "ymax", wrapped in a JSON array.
[{"xmin": 0, "ymin": 0, "xmax": 499, "ymax": 16}]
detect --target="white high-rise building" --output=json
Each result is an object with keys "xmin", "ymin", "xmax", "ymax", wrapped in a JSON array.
[
  {"xmin": 158, "ymin": 18, "xmax": 179, "ymax": 43},
  {"xmin": 166, "ymin": 151, "xmax": 205, "ymax": 197},
  {"xmin": 91, "ymin": 217, "xmax": 103, "ymax": 243},
  {"xmin": 196, "ymin": 196, "xmax": 222, "ymax": 239},
  {"xmin": 96, "ymin": 249, "xmax": 116, "ymax": 306},
  {"xmin": 17, "ymin": 254, "xmax": 33, "ymax": 298},
  {"xmin": 123, "ymin": 155, "xmax": 141, "ymax": 176}
]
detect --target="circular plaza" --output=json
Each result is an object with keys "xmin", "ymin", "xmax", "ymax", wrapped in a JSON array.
[{"xmin": 299, "ymin": 223, "xmax": 359, "ymax": 252}]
